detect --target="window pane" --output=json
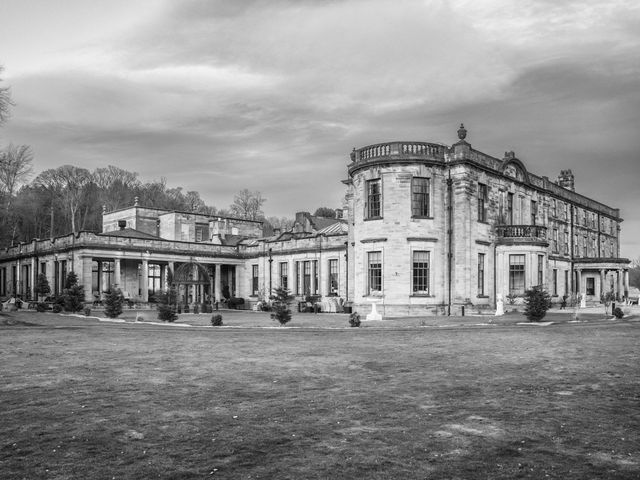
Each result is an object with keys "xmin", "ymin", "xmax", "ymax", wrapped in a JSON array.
[
  {"xmin": 412, "ymin": 177, "xmax": 430, "ymax": 217},
  {"xmin": 367, "ymin": 251, "xmax": 382, "ymax": 294},
  {"xmin": 413, "ymin": 251, "xmax": 430, "ymax": 294},
  {"xmin": 509, "ymin": 254, "xmax": 525, "ymax": 294},
  {"xmin": 366, "ymin": 179, "xmax": 381, "ymax": 218}
]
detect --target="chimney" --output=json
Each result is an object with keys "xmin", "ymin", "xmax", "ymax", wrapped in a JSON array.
[
  {"xmin": 273, "ymin": 227, "xmax": 281, "ymax": 236},
  {"xmin": 118, "ymin": 220, "xmax": 127, "ymax": 230},
  {"xmin": 334, "ymin": 208, "xmax": 343, "ymax": 219},
  {"xmin": 557, "ymin": 169, "xmax": 575, "ymax": 191}
]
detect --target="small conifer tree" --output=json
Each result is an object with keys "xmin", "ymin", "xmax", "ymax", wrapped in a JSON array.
[
  {"xmin": 156, "ymin": 287, "xmax": 177, "ymax": 322},
  {"xmin": 62, "ymin": 271, "xmax": 85, "ymax": 312},
  {"xmin": 523, "ymin": 285, "xmax": 552, "ymax": 322},
  {"xmin": 270, "ymin": 287, "xmax": 294, "ymax": 326},
  {"xmin": 35, "ymin": 273, "xmax": 51, "ymax": 301},
  {"xmin": 104, "ymin": 288, "xmax": 124, "ymax": 318}
]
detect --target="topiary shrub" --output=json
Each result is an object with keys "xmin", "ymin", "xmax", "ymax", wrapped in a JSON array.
[
  {"xmin": 35, "ymin": 273, "xmax": 51, "ymax": 301},
  {"xmin": 270, "ymin": 287, "xmax": 294, "ymax": 326},
  {"xmin": 613, "ymin": 307, "xmax": 624, "ymax": 319},
  {"xmin": 523, "ymin": 285, "xmax": 552, "ymax": 322},
  {"xmin": 104, "ymin": 288, "xmax": 124, "ymax": 319},
  {"xmin": 349, "ymin": 312, "xmax": 361, "ymax": 327},
  {"xmin": 52, "ymin": 304, "xmax": 62, "ymax": 313},
  {"xmin": 211, "ymin": 314, "xmax": 223, "ymax": 326},
  {"xmin": 83, "ymin": 306, "xmax": 91, "ymax": 316}
]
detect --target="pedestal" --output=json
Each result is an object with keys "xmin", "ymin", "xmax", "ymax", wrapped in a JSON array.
[{"xmin": 366, "ymin": 301, "xmax": 382, "ymax": 321}]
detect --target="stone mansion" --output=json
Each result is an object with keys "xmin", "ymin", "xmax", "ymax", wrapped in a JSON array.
[{"xmin": 0, "ymin": 125, "xmax": 631, "ymax": 316}]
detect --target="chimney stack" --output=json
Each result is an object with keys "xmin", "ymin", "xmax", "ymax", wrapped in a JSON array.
[
  {"xmin": 118, "ymin": 220, "xmax": 127, "ymax": 230},
  {"xmin": 557, "ymin": 169, "xmax": 575, "ymax": 191}
]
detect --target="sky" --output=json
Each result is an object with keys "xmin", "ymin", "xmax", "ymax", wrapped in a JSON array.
[{"xmin": 0, "ymin": 0, "xmax": 639, "ymax": 258}]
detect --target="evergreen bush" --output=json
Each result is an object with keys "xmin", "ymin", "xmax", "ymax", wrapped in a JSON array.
[
  {"xmin": 83, "ymin": 306, "xmax": 91, "ymax": 316},
  {"xmin": 35, "ymin": 273, "xmax": 51, "ymax": 301},
  {"xmin": 156, "ymin": 288, "xmax": 177, "ymax": 322},
  {"xmin": 270, "ymin": 287, "xmax": 294, "ymax": 326},
  {"xmin": 36, "ymin": 302, "xmax": 49, "ymax": 312},
  {"xmin": 613, "ymin": 307, "xmax": 624, "ymax": 319},
  {"xmin": 211, "ymin": 314, "xmax": 223, "ymax": 326},
  {"xmin": 62, "ymin": 272, "xmax": 85, "ymax": 312},
  {"xmin": 104, "ymin": 288, "xmax": 124, "ymax": 319},
  {"xmin": 349, "ymin": 312, "xmax": 361, "ymax": 327},
  {"xmin": 523, "ymin": 285, "xmax": 552, "ymax": 322},
  {"xmin": 52, "ymin": 304, "xmax": 62, "ymax": 313}
]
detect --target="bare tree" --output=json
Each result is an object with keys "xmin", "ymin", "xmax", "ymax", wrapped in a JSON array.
[
  {"xmin": 0, "ymin": 143, "xmax": 33, "ymax": 212},
  {"xmin": 0, "ymin": 65, "xmax": 12, "ymax": 127},
  {"xmin": 229, "ymin": 189, "xmax": 265, "ymax": 221},
  {"xmin": 35, "ymin": 165, "xmax": 91, "ymax": 234}
]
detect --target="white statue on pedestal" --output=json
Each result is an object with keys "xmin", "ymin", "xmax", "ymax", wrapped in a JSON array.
[
  {"xmin": 495, "ymin": 293, "xmax": 504, "ymax": 316},
  {"xmin": 579, "ymin": 293, "xmax": 586, "ymax": 309}
]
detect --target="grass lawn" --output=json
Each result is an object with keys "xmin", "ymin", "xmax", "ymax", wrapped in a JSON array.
[{"xmin": 1, "ymin": 311, "xmax": 639, "ymax": 479}]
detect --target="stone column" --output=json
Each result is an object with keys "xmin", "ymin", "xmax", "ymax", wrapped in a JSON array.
[
  {"xmin": 79, "ymin": 256, "xmax": 93, "ymax": 302},
  {"xmin": 617, "ymin": 269, "xmax": 623, "ymax": 299},
  {"xmin": 234, "ymin": 266, "xmax": 240, "ymax": 298},
  {"xmin": 214, "ymin": 264, "xmax": 222, "ymax": 302},
  {"xmin": 114, "ymin": 258, "xmax": 121, "ymax": 290},
  {"xmin": 141, "ymin": 258, "xmax": 149, "ymax": 302},
  {"xmin": 575, "ymin": 269, "xmax": 581, "ymax": 295},
  {"xmin": 310, "ymin": 261, "xmax": 317, "ymax": 296},
  {"xmin": 168, "ymin": 261, "xmax": 174, "ymax": 288},
  {"xmin": 31, "ymin": 257, "xmax": 37, "ymax": 301},
  {"xmin": 600, "ymin": 269, "xmax": 606, "ymax": 296},
  {"xmin": 624, "ymin": 269, "xmax": 629, "ymax": 299}
]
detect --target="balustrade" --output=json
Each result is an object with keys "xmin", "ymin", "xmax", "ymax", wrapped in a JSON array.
[{"xmin": 496, "ymin": 225, "xmax": 547, "ymax": 239}]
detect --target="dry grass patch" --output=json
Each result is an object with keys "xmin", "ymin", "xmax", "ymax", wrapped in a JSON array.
[{"xmin": 0, "ymin": 312, "xmax": 639, "ymax": 479}]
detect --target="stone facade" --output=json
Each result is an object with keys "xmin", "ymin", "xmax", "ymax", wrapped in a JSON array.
[{"xmin": 0, "ymin": 125, "xmax": 631, "ymax": 316}]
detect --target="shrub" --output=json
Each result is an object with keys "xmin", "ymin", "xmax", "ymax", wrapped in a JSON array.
[
  {"xmin": 228, "ymin": 297, "xmax": 245, "ymax": 310},
  {"xmin": 349, "ymin": 312, "xmax": 361, "ymax": 327},
  {"xmin": 52, "ymin": 304, "xmax": 62, "ymax": 313},
  {"xmin": 83, "ymin": 306, "xmax": 91, "ymax": 316},
  {"xmin": 104, "ymin": 288, "xmax": 124, "ymax": 319},
  {"xmin": 613, "ymin": 307, "xmax": 624, "ymax": 319},
  {"xmin": 156, "ymin": 288, "xmax": 177, "ymax": 322},
  {"xmin": 35, "ymin": 273, "xmax": 51, "ymax": 301},
  {"xmin": 193, "ymin": 303, "xmax": 199, "ymax": 314},
  {"xmin": 270, "ymin": 287, "xmax": 294, "ymax": 326},
  {"xmin": 211, "ymin": 314, "xmax": 223, "ymax": 326},
  {"xmin": 62, "ymin": 271, "xmax": 85, "ymax": 312},
  {"xmin": 523, "ymin": 285, "xmax": 552, "ymax": 322},
  {"xmin": 36, "ymin": 302, "xmax": 49, "ymax": 312}
]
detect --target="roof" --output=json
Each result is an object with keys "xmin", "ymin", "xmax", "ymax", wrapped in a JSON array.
[
  {"xmin": 98, "ymin": 228, "xmax": 160, "ymax": 240},
  {"xmin": 317, "ymin": 222, "xmax": 348, "ymax": 235}
]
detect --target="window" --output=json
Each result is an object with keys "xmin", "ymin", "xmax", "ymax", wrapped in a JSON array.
[
  {"xmin": 509, "ymin": 254, "xmax": 525, "ymax": 295},
  {"xmin": 564, "ymin": 203, "xmax": 568, "ymax": 221},
  {"xmin": 367, "ymin": 251, "xmax": 382, "ymax": 295},
  {"xmin": 586, "ymin": 277, "xmax": 595, "ymax": 296},
  {"xmin": 506, "ymin": 193, "xmax": 514, "ymax": 225},
  {"xmin": 552, "ymin": 199, "xmax": 557, "ymax": 218},
  {"xmin": 582, "ymin": 210, "xmax": 587, "ymax": 226},
  {"xmin": 412, "ymin": 251, "xmax": 430, "ymax": 294},
  {"xmin": 40, "ymin": 262, "xmax": 46, "ymax": 275},
  {"xmin": 564, "ymin": 230, "xmax": 569, "ymax": 255},
  {"xmin": 366, "ymin": 179, "xmax": 382, "ymax": 219},
  {"xmin": 22, "ymin": 264, "xmax": 31, "ymax": 299},
  {"xmin": 328, "ymin": 259, "xmax": 339, "ymax": 295},
  {"xmin": 195, "ymin": 224, "xmax": 208, "ymax": 242},
  {"xmin": 537, "ymin": 255, "xmax": 544, "ymax": 286},
  {"xmin": 148, "ymin": 264, "xmax": 161, "ymax": 298},
  {"xmin": 279, "ymin": 262, "xmax": 288, "ymax": 290},
  {"xmin": 565, "ymin": 270, "xmax": 569, "ymax": 296},
  {"xmin": 553, "ymin": 269, "xmax": 558, "ymax": 296},
  {"xmin": 412, "ymin": 177, "xmax": 430, "ymax": 217},
  {"xmin": 12, "ymin": 265, "xmax": 17, "ymax": 296},
  {"xmin": 552, "ymin": 229, "xmax": 558, "ymax": 253},
  {"xmin": 574, "ymin": 234, "xmax": 580, "ymax": 257},
  {"xmin": 313, "ymin": 260, "xmax": 318, "ymax": 295},
  {"xmin": 252, "ymin": 265, "xmax": 259, "ymax": 296},
  {"xmin": 531, "ymin": 200, "xmax": 537, "ymax": 225},
  {"xmin": 477, "ymin": 183, "xmax": 487, "ymax": 222},
  {"xmin": 583, "ymin": 235, "xmax": 588, "ymax": 258},
  {"xmin": 303, "ymin": 261, "xmax": 311, "ymax": 296},
  {"xmin": 477, "ymin": 253, "xmax": 485, "ymax": 296},
  {"xmin": 0, "ymin": 267, "xmax": 6, "ymax": 296},
  {"xmin": 591, "ymin": 213, "xmax": 596, "ymax": 229}
]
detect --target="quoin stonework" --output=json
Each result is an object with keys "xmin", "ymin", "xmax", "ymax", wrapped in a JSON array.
[{"xmin": 0, "ymin": 126, "xmax": 630, "ymax": 317}]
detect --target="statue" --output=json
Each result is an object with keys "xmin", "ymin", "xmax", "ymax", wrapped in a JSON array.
[{"xmin": 495, "ymin": 293, "xmax": 504, "ymax": 316}]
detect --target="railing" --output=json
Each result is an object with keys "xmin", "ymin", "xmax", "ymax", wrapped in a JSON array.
[
  {"xmin": 352, "ymin": 141, "xmax": 446, "ymax": 162},
  {"xmin": 496, "ymin": 225, "xmax": 547, "ymax": 239}
]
